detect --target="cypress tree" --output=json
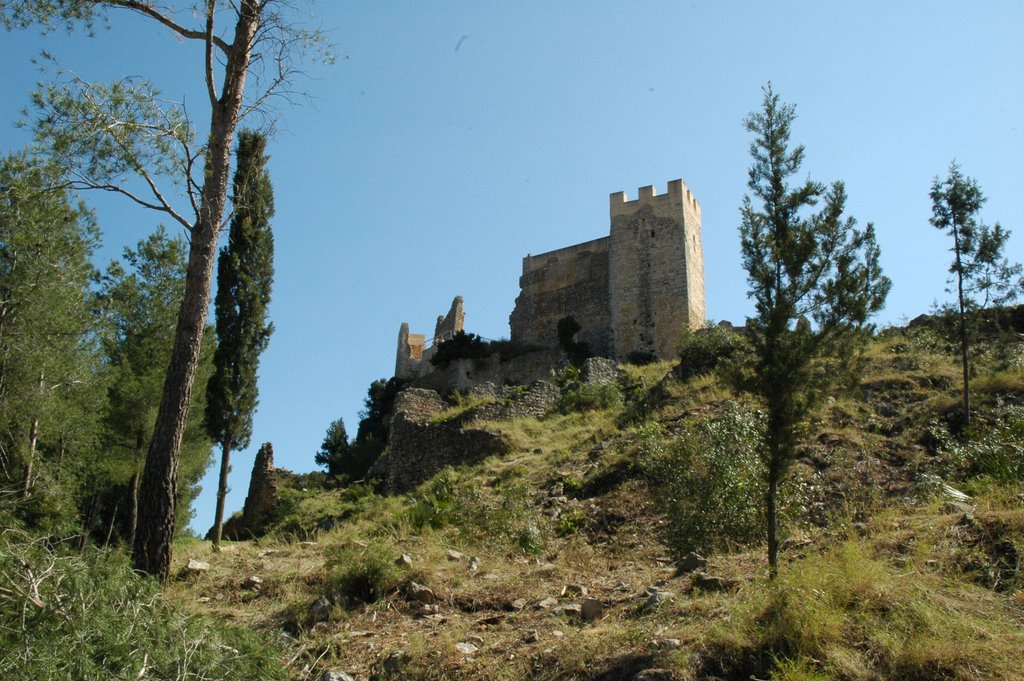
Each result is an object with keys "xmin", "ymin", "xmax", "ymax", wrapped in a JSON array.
[{"xmin": 205, "ymin": 131, "xmax": 275, "ymax": 546}]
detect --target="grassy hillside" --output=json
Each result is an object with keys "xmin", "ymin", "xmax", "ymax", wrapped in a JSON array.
[
  {"xmin": 162, "ymin": 326, "xmax": 1024, "ymax": 680},
  {"xmin": 12, "ymin": 325, "xmax": 1021, "ymax": 681}
]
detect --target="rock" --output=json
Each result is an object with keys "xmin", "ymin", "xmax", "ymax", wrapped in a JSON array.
[
  {"xmin": 536, "ymin": 597, "xmax": 559, "ymax": 609},
  {"xmin": 468, "ymin": 556, "xmax": 480, "ymax": 572},
  {"xmin": 658, "ymin": 638, "xmax": 681, "ymax": 650},
  {"xmin": 523, "ymin": 630, "xmax": 539, "ymax": 643},
  {"xmin": 553, "ymin": 602, "xmax": 581, "ymax": 617},
  {"xmin": 446, "ymin": 549, "xmax": 464, "ymax": 561},
  {"xmin": 551, "ymin": 630, "xmax": 564, "ymax": 639},
  {"xmin": 580, "ymin": 598, "xmax": 604, "ymax": 621},
  {"xmin": 508, "ymin": 598, "xmax": 527, "ymax": 611},
  {"xmin": 675, "ymin": 552, "xmax": 707, "ymax": 575},
  {"xmin": 185, "ymin": 559, "xmax": 210, "ymax": 575},
  {"xmin": 561, "ymin": 584, "xmax": 589, "ymax": 597},
  {"xmin": 299, "ymin": 541, "xmax": 319, "ymax": 549},
  {"xmin": 942, "ymin": 500, "xmax": 973, "ymax": 515},
  {"xmin": 322, "ymin": 672, "xmax": 356, "ymax": 681},
  {"xmin": 406, "ymin": 581, "xmax": 436, "ymax": 604},
  {"xmin": 196, "ymin": 596, "xmax": 211, "ymax": 603},
  {"xmin": 415, "ymin": 604, "xmax": 439, "ymax": 617},
  {"xmin": 382, "ymin": 651, "xmax": 409, "ymax": 674},
  {"xmin": 395, "ymin": 553, "xmax": 414, "ymax": 568},
  {"xmin": 641, "ymin": 591, "xmax": 673, "ymax": 612},
  {"xmin": 691, "ymin": 573, "xmax": 738, "ymax": 593},
  {"xmin": 634, "ymin": 669, "xmax": 674, "ymax": 681},
  {"xmin": 941, "ymin": 483, "xmax": 972, "ymax": 502},
  {"xmin": 308, "ymin": 596, "xmax": 332, "ymax": 625},
  {"xmin": 241, "ymin": 575, "xmax": 263, "ymax": 590},
  {"xmin": 455, "ymin": 642, "xmax": 478, "ymax": 655},
  {"xmin": 466, "ymin": 635, "xmax": 484, "ymax": 645}
]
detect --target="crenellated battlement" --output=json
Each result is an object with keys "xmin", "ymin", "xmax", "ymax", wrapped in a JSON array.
[{"xmin": 609, "ymin": 178, "xmax": 701, "ymax": 220}]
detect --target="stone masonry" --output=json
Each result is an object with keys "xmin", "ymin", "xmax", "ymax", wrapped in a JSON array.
[
  {"xmin": 396, "ymin": 296, "xmax": 465, "ymax": 380},
  {"xmin": 511, "ymin": 179, "xmax": 704, "ymax": 361},
  {"xmin": 217, "ymin": 441, "xmax": 278, "ymax": 540}
]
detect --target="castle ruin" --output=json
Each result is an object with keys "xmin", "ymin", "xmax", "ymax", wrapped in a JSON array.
[
  {"xmin": 510, "ymin": 179, "xmax": 704, "ymax": 360},
  {"xmin": 394, "ymin": 178, "xmax": 704, "ymax": 379}
]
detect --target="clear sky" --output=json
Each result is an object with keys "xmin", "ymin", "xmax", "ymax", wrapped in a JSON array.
[{"xmin": 2, "ymin": 1, "xmax": 1022, "ymax": 534}]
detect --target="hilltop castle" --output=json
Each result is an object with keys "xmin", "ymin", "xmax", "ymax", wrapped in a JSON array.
[{"xmin": 396, "ymin": 178, "xmax": 704, "ymax": 379}]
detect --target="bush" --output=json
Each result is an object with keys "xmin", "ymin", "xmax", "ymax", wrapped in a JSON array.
[
  {"xmin": 429, "ymin": 331, "xmax": 490, "ymax": 367},
  {"xmin": 0, "ymin": 534, "xmax": 286, "ymax": 680},
  {"xmin": 932, "ymin": 402, "xmax": 1024, "ymax": 482},
  {"xmin": 557, "ymin": 382, "xmax": 623, "ymax": 414},
  {"xmin": 675, "ymin": 323, "xmax": 747, "ymax": 381},
  {"xmin": 641, "ymin": 403, "xmax": 769, "ymax": 556},
  {"xmin": 327, "ymin": 540, "xmax": 403, "ymax": 604}
]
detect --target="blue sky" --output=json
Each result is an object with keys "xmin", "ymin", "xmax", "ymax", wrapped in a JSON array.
[{"xmin": 2, "ymin": 1, "xmax": 1022, "ymax": 533}]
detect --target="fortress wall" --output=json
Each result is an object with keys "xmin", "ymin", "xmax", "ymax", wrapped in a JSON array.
[
  {"xmin": 509, "ymin": 236, "xmax": 613, "ymax": 356},
  {"xmin": 608, "ymin": 179, "xmax": 704, "ymax": 360}
]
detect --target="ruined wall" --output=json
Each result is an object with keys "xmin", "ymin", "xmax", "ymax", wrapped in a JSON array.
[
  {"xmin": 395, "ymin": 296, "xmax": 465, "ymax": 380},
  {"xmin": 369, "ymin": 388, "xmax": 509, "ymax": 493},
  {"xmin": 609, "ymin": 179, "xmax": 704, "ymax": 360},
  {"xmin": 509, "ymin": 237, "xmax": 612, "ymax": 356},
  {"xmin": 217, "ymin": 441, "xmax": 278, "ymax": 540}
]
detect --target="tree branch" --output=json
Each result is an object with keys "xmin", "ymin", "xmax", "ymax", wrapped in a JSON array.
[{"xmin": 105, "ymin": 0, "xmax": 230, "ymax": 52}]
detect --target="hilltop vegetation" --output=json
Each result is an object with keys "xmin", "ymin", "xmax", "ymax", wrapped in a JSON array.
[{"xmin": 57, "ymin": 321, "xmax": 1018, "ymax": 681}]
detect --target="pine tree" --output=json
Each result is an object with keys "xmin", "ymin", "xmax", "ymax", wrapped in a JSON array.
[
  {"xmin": 929, "ymin": 162, "xmax": 1021, "ymax": 427},
  {"xmin": 205, "ymin": 130, "xmax": 275, "ymax": 546},
  {"xmin": 314, "ymin": 418, "xmax": 351, "ymax": 482},
  {"xmin": 738, "ymin": 85, "xmax": 890, "ymax": 576}
]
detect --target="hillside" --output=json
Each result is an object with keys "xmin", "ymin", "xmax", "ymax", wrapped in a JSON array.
[{"xmin": 5, "ymin": 325, "xmax": 1023, "ymax": 680}]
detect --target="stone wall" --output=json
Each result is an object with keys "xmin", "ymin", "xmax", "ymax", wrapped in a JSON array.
[
  {"xmin": 217, "ymin": 441, "xmax": 278, "ymax": 540},
  {"xmin": 509, "ymin": 237, "xmax": 613, "ymax": 357},
  {"xmin": 410, "ymin": 347, "xmax": 565, "ymax": 394},
  {"xmin": 369, "ymin": 388, "xmax": 510, "ymax": 493},
  {"xmin": 395, "ymin": 296, "xmax": 465, "ymax": 380}
]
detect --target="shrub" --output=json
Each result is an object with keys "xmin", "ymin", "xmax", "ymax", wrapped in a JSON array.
[
  {"xmin": 429, "ymin": 331, "xmax": 490, "ymax": 367},
  {"xmin": 675, "ymin": 323, "xmax": 747, "ymax": 381},
  {"xmin": 327, "ymin": 540, "xmax": 403, "ymax": 604},
  {"xmin": 557, "ymin": 382, "xmax": 623, "ymax": 414},
  {"xmin": 0, "ymin": 534, "xmax": 286, "ymax": 680},
  {"xmin": 932, "ymin": 402, "xmax": 1024, "ymax": 482},
  {"xmin": 641, "ymin": 403, "xmax": 769, "ymax": 555}
]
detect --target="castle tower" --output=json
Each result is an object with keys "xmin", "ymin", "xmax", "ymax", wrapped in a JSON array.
[{"xmin": 608, "ymin": 179, "xmax": 704, "ymax": 360}]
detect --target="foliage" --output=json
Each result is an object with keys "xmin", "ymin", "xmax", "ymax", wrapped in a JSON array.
[
  {"xmin": 313, "ymin": 418, "xmax": 353, "ymax": 481},
  {"xmin": 931, "ymin": 402, "xmax": 1024, "ymax": 483},
  {"xmin": 557, "ymin": 381, "xmax": 623, "ymax": 414},
  {"xmin": 0, "ymin": 153, "xmax": 101, "ymax": 528},
  {"xmin": 736, "ymin": 84, "xmax": 890, "ymax": 574},
  {"xmin": 429, "ymin": 330, "xmax": 490, "ymax": 367},
  {"xmin": 676, "ymin": 323, "xmax": 748, "ymax": 381},
  {"xmin": 641, "ymin": 405, "xmax": 770, "ymax": 555},
  {"xmin": 930, "ymin": 162, "xmax": 1022, "ymax": 426},
  {"xmin": 327, "ymin": 540, "xmax": 404, "ymax": 604},
  {"xmin": 557, "ymin": 316, "xmax": 592, "ymax": 366},
  {"xmin": 0, "ymin": 533, "xmax": 287, "ymax": 680}
]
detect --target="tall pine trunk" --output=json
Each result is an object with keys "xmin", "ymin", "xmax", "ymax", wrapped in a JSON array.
[
  {"xmin": 132, "ymin": 3, "xmax": 259, "ymax": 580},
  {"xmin": 127, "ymin": 470, "xmax": 139, "ymax": 545}
]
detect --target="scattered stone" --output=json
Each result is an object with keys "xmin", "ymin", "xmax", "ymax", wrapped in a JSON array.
[
  {"xmin": 658, "ymin": 638, "xmax": 681, "ymax": 650},
  {"xmin": 185, "ymin": 559, "xmax": 210, "ymax": 575},
  {"xmin": 536, "ymin": 597, "xmax": 559, "ymax": 609},
  {"xmin": 196, "ymin": 596, "xmax": 211, "ymax": 603},
  {"xmin": 956, "ymin": 512, "xmax": 978, "ymax": 529},
  {"xmin": 395, "ymin": 553, "xmax": 414, "ymax": 568},
  {"xmin": 455, "ymin": 642, "xmax": 478, "ymax": 656},
  {"xmin": 561, "ymin": 584, "xmax": 589, "ymax": 597},
  {"xmin": 446, "ymin": 549, "xmax": 464, "ymax": 561},
  {"xmin": 476, "ymin": 614, "xmax": 504, "ymax": 626},
  {"xmin": 382, "ymin": 651, "xmax": 409, "ymax": 674},
  {"xmin": 633, "ymin": 669, "xmax": 674, "ymax": 680},
  {"xmin": 308, "ymin": 596, "xmax": 332, "ymax": 625},
  {"xmin": 675, "ymin": 552, "xmax": 707, "ymax": 575},
  {"xmin": 942, "ymin": 483, "xmax": 972, "ymax": 502},
  {"xmin": 580, "ymin": 598, "xmax": 604, "ymax": 621},
  {"xmin": 299, "ymin": 541, "xmax": 319, "ymax": 549},
  {"xmin": 690, "ymin": 573, "xmax": 738, "ymax": 593},
  {"xmin": 406, "ymin": 581, "xmax": 436, "ymax": 604},
  {"xmin": 641, "ymin": 591, "xmax": 673, "ymax": 612},
  {"xmin": 212, "ymin": 543, "xmax": 236, "ymax": 553},
  {"xmin": 241, "ymin": 575, "xmax": 263, "ymax": 590},
  {"xmin": 553, "ymin": 602, "xmax": 582, "ymax": 617},
  {"xmin": 415, "ymin": 604, "xmax": 439, "ymax": 617},
  {"xmin": 523, "ymin": 630, "xmax": 539, "ymax": 643},
  {"xmin": 535, "ymin": 562, "xmax": 557, "ymax": 573},
  {"xmin": 551, "ymin": 630, "xmax": 564, "ymax": 639},
  {"xmin": 466, "ymin": 635, "xmax": 484, "ymax": 645},
  {"xmin": 322, "ymin": 672, "xmax": 356, "ymax": 681},
  {"xmin": 508, "ymin": 598, "xmax": 528, "ymax": 611},
  {"xmin": 257, "ymin": 549, "xmax": 278, "ymax": 558},
  {"xmin": 468, "ymin": 556, "xmax": 480, "ymax": 572},
  {"xmin": 614, "ymin": 582, "xmax": 632, "ymax": 592}
]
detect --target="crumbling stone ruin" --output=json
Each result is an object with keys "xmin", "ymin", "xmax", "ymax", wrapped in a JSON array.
[
  {"xmin": 218, "ymin": 441, "xmax": 279, "ymax": 540},
  {"xmin": 395, "ymin": 296, "xmax": 465, "ymax": 380},
  {"xmin": 511, "ymin": 179, "xmax": 704, "ymax": 361}
]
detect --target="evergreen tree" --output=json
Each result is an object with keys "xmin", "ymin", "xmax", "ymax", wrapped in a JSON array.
[
  {"xmin": 205, "ymin": 131, "xmax": 275, "ymax": 546},
  {"xmin": 929, "ymin": 162, "xmax": 1021, "ymax": 427},
  {"xmin": 314, "ymin": 418, "xmax": 351, "ymax": 482},
  {"xmin": 98, "ymin": 228, "xmax": 215, "ymax": 542},
  {"xmin": 737, "ymin": 85, "xmax": 890, "ymax": 576},
  {"xmin": 0, "ymin": 153, "xmax": 101, "ymax": 527}
]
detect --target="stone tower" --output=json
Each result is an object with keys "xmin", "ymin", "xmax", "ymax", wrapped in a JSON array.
[{"xmin": 608, "ymin": 179, "xmax": 704, "ymax": 360}]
